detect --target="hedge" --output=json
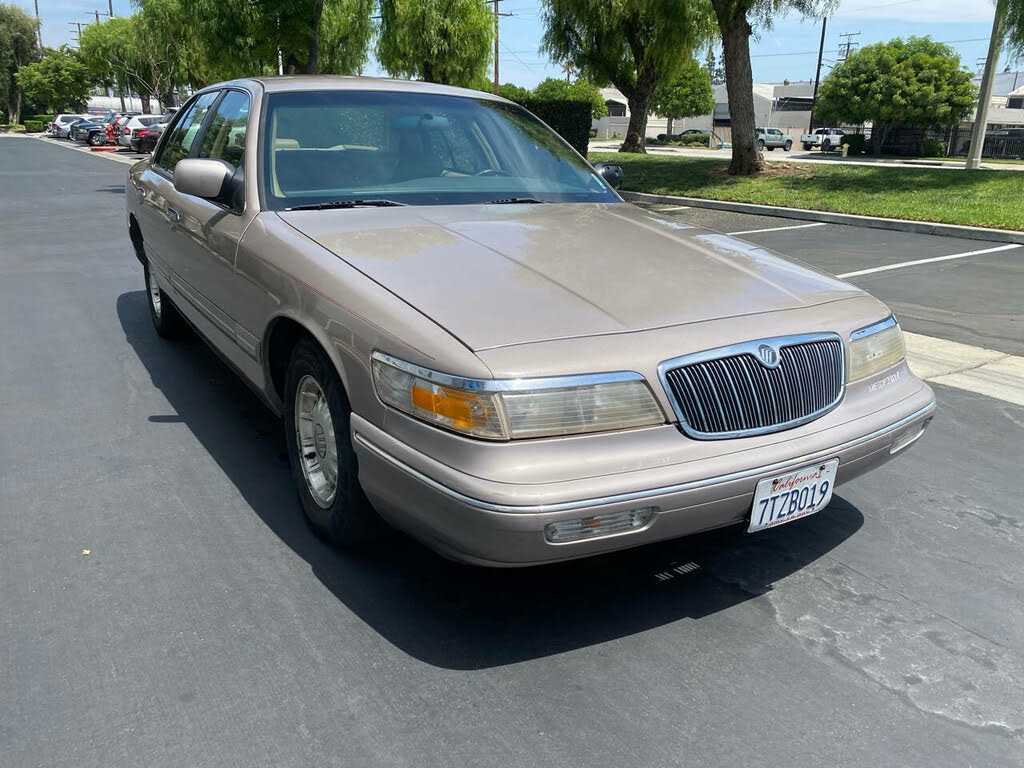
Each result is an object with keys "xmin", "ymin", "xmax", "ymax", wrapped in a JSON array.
[
  {"xmin": 842, "ymin": 134, "xmax": 867, "ymax": 155},
  {"xmin": 0, "ymin": 124, "xmax": 26, "ymax": 133},
  {"xmin": 23, "ymin": 120, "xmax": 47, "ymax": 133},
  {"xmin": 25, "ymin": 114, "xmax": 55, "ymax": 124},
  {"xmin": 520, "ymin": 98, "xmax": 592, "ymax": 156}
]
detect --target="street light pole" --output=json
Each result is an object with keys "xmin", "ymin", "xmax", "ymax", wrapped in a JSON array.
[
  {"xmin": 966, "ymin": 0, "xmax": 1008, "ymax": 170},
  {"xmin": 809, "ymin": 16, "xmax": 827, "ymax": 133},
  {"xmin": 493, "ymin": 0, "xmax": 500, "ymax": 93}
]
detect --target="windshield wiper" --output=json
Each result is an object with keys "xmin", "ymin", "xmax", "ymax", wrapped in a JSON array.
[
  {"xmin": 285, "ymin": 199, "xmax": 407, "ymax": 211},
  {"xmin": 486, "ymin": 197, "xmax": 547, "ymax": 205}
]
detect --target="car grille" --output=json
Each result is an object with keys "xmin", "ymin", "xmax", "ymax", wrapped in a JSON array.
[{"xmin": 661, "ymin": 335, "xmax": 844, "ymax": 439}]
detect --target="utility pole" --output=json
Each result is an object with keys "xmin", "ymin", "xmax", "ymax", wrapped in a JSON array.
[
  {"xmin": 68, "ymin": 21, "xmax": 83, "ymax": 47},
  {"xmin": 809, "ymin": 16, "xmax": 828, "ymax": 132},
  {"xmin": 109, "ymin": 0, "xmax": 114, "ymax": 17},
  {"xmin": 33, "ymin": 0, "xmax": 42, "ymax": 51},
  {"xmin": 837, "ymin": 32, "xmax": 860, "ymax": 62},
  {"xmin": 490, "ymin": 0, "xmax": 511, "ymax": 94},
  {"xmin": 967, "ymin": 0, "xmax": 1008, "ymax": 169}
]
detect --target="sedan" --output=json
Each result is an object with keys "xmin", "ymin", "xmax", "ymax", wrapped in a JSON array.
[
  {"xmin": 119, "ymin": 114, "xmax": 163, "ymax": 147},
  {"xmin": 127, "ymin": 77, "xmax": 935, "ymax": 567},
  {"xmin": 129, "ymin": 122, "xmax": 164, "ymax": 153}
]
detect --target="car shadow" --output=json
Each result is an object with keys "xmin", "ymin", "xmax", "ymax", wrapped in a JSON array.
[
  {"xmin": 117, "ymin": 290, "xmax": 864, "ymax": 670},
  {"xmin": 96, "ymin": 185, "xmax": 126, "ymax": 194}
]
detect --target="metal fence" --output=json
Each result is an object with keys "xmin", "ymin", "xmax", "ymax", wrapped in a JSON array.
[{"xmin": 881, "ymin": 126, "xmax": 1024, "ymax": 159}]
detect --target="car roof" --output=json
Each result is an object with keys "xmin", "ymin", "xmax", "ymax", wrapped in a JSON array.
[{"xmin": 199, "ymin": 75, "xmax": 512, "ymax": 104}]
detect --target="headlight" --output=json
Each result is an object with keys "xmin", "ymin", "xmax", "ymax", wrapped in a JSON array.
[
  {"xmin": 848, "ymin": 314, "xmax": 905, "ymax": 382},
  {"xmin": 371, "ymin": 352, "xmax": 664, "ymax": 440}
]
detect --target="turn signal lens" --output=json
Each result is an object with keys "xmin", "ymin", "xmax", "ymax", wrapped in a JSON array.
[
  {"xmin": 371, "ymin": 353, "xmax": 665, "ymax": 441},
  {"xmin": 848, "ymin": 315, "xmax": 906, "ymax": 383}
]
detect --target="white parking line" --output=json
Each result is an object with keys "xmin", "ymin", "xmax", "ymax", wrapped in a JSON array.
[
  {"xmin": 837, "ymin": 243, "xmax": 1021, "ymax": 279},
  {"xmin": 726, "ymin": 222, "xmax": 829, "ymax": 236},
  {"xmin": 905, "ymin": 332, "xmax": 1024, "ymax": 407},
  {"xmin": 655, "ymin": 205, "xmax": 691, "ymax": 212}
]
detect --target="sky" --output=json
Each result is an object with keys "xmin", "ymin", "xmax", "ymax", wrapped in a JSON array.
[{"xmin": 16, "ymin": 0, "xmax": 1013, "ymax": 88}]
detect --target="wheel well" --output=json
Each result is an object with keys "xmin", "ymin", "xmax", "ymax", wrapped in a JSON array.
[
  {"xmin": 128, "ymin": 215, "xmax": 145, "ymax": 263},
  {"xmin": 266, "ymin": 318, "xmax": 318, "ymax": 402}
]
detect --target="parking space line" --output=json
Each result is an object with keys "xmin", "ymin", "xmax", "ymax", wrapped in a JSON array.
[
  {"xmin": 726, "ymin": 222, "xmax": 829, "ymax": 236},
  {"xmin": 655, "ymin": 205, "xmax": 691, "ymax": 212},
  {"xmin": 837, "ymin": 243, "xmax": 1021, "ymax": 279}
]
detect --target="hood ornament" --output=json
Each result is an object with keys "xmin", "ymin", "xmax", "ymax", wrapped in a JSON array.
[{"xmin": 756, "ymin": 344, "xmax": 781, "ymax": 368}]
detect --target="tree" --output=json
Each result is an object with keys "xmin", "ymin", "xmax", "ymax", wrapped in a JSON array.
[
  {"xmin": 79, "ymin": 17, "xmax": 143, "ymax": 110},
  {"xmin": 652, "ymin": 56, "xmax": 713, "ymax": 135},
  {"xmin": 182, "ymin": 0, "xmax": 373, "ymax": 76},
  {"xmin": 541, "ymin": 0, "xmax": 714, "ymax": 153},
  {"xmin": 15, "ymin": 47, "xmax": 91, "ymax": 114},
  {"xmin": 377, "ymin": 0, "xmax": 493, "ymax": 86},
  {"xmin": 709, "ymin": 0, "xmax": 833, "ymax": 175},
  {"xmin": 532, "ymin": 77, "xmax": 608, "ymax": 118},
  {"xmin": 497, "ymin": 82, "xmax": 532, "ymax": 103},
  {"xmin": 0, "ymin": 3, "xmax": 39, "ymax": 124},
  {"xmin": 703, "ymin": 45, "xmax": 724, "ymax": 84},
  {"xmin": 815, "ymin": 37, "xmax": 977, "ymax": 156}
]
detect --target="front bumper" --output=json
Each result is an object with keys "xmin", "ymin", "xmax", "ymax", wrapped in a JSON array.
[{"xmin": 352, "ymin": 383, "xmax": 936, "ymax": 567}]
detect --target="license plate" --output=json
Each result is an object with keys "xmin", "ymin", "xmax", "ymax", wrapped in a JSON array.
[{"xmin": 748, "ymin": 459, "xmax": 839, "ymax": 533}]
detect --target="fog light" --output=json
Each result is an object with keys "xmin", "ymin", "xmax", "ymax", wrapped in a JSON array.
[{"xmin": 544, "ymin": 507, "xmax": 657, "ymax": 543}]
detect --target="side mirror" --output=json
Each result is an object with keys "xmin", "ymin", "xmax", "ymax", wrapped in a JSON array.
[
  {"xmin": 173, "ymin": 158, "xmax": 230, "ymax": 200},
  {"xmin": 594, "ymin": 162, "xmax": 624, "ymax": 189}
]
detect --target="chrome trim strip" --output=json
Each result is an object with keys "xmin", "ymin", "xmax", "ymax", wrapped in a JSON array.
[
  {"xmin": 371, "ymin": 350, "xmax": 649, "ymax": 393},
  {"xmin": 657, "ymin": 332, "xmax": 845, "ymax": 440},
  {"xmin": 850, "ymin": 314, "xmax": 898, "ymax": 341},
  {"xmin": 353, "ymin": 400, "xmax": 936, "ymax": 515}
]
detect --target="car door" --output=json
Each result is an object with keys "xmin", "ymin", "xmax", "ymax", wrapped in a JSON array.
[{"xmin": 149, "ymin": 89, "xmax": 257, "ymax": 371}]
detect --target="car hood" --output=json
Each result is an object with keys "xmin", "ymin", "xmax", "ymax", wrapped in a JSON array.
[{"xmin": 278, "ymin": 202, "xmax": 863, "ymax": 351}]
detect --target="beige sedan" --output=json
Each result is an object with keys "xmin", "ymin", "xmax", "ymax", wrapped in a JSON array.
[{"xmin": 126, "ymin": 76, "xmax": 935, "ymax": 566}]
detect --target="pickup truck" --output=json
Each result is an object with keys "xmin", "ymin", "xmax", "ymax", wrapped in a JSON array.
[
  {"xmin": 801, "ymin": 128, "xmax": 846, "ymax": 151},
  {"xmin": 755, "ymin": 127, "xmax": 793, "ymax": 151}
]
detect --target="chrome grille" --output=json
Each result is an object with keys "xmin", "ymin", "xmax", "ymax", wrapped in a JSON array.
[{"xmin": 660, "ymin": 335, "xmax": 844, "ymax": 439}]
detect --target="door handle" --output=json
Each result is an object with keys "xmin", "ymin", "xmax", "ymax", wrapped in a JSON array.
[{"xmin": 167, "ymin": 207, "xmax": 181, "ymax": 223}]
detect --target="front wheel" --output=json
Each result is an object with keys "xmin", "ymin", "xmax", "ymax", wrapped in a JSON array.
[
  {"xmin": 89, "ymin": 132, "xmax": 104, "ymax": 146},
  {"xmin": 784, "ymin": 140, "xmax": 793, "ymax": 152},
  {"xmin": 757, "ymin": 139, "xmax": 766, "ymax": 151},
  {"xmin": 284, "ymin": 338, "xmax": 385, "ymax": 549}
]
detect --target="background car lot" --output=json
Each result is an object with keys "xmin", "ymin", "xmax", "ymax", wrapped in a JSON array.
[{"xmin": 2, "ymin": 138, "xmax": 1023, "ymax": 767}]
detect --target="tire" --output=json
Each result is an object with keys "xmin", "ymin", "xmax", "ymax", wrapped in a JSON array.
[
  {"xmin": 89, "ymin": 132, "xmax": 104, "ymax": 146},
  {"xmin": 784, "ymin": 140, "xmax": 793, "ymax": 152},
  {"xmin": 802, "ymin": 143, "xmax": 812, "ymax": 151},
  {"xmin": 144, "ymin": 263, "xmax": 188, "ymax": 339},
  {"xmin": 283, "ymin": 338, "xmax": 385, "ymax": 550},
  {"xmin": 757, "ymin": 139, "xmax": 765, "ymax": 151},
  {"xmin": 822, "ymin": 139, "xmax": 832, "ymax": 152},
  {"xmin": 767, "ymin": 146, "xmax": 775, "ymax": 152}
]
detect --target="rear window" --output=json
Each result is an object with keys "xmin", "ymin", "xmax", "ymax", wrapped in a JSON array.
[{"xmin": 139, "ymin": 117, "xmax": 160, "ymax": 126}]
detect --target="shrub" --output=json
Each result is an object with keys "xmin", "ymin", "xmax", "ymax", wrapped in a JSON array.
[
  {"xmin": 921, "ymin": 137, "xmax": 946, "ymax": 157},
  {"xmin": 23, "ymin": 120, "xmax": 46, "ymax": 133},
  {"xmin": 26, "ymin": 114, "xmax": 55, "ymax": 124},
  {"xmin": 0, "ymin": 124, "xmax": 26, "ymax": 133},
  {"xmin": 843, "ymin": 134, "xmax": 867, "ymax": 155},
  {"xmin": 521, "ymin": 99, "xmax": 592, "ymax": 156}
]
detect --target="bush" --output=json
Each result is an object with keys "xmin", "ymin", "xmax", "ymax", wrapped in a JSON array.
[
  {"xmin": 843, "ymin": 134, "xmax": 867, "ymax": 155},
  {"xmin": 521, "ymin": 99, "xmax": 592, "ymax": 156},
  {"xmin": 921, "ymin": 137, "xmax": 946, "ymax": 157},
  {"xmin": 0, "ymin": 124, "xmax": 26, "ymax": 133},
  {"xmin": 26, "ymin": 114, "xmax": 55, "ymax": 124},
  {"xmin": 23, "ymin": 120, "xmax": 46, "ymax": 133}
]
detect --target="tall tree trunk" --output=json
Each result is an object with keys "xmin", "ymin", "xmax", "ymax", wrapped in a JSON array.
[
  {"xmin": 714, "ymin": 3, "xmax": 762, "ymax": 175},
  {"xmin": 141, "ymin": 94, "xmax": 152, "ymax": 114},
  {"xmin": 422, "ymin": 61, "xmax": 435, "ymax": 83},
  {"xmin": 306, "ymin": 0, "xmax": 325, "ymax": 74},
  {"xmin": 621, "ymin": 91, "xmax": 651, "ymax": 153},
  {"xmin": 666, "ymin": 116, "xmax": 674, "ymax": 136},
  {"xmin": 9, "ymin": 89, "xmax": 22, "ymax": 126}
]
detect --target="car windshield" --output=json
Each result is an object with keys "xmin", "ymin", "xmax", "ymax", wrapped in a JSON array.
[{"xmin": 262, "ymin": 90, "xmax": 618, "ymax": 209}]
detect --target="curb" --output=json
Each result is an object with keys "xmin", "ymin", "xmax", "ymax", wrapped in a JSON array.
[{"xmin": 620, "ymin": 191, "xmax": 1024, "ymax": 245}]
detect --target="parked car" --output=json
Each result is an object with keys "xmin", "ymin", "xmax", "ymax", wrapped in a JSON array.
[
  {"xmin": 71, "ymin": 114, "xmax": 116, "ymax": 144},
  {"xmin": 119, "ymin": 114, "xmax": 163, "ymax": 147},
  {"xmin": 129, "ymin": 122, "xmax": 165, "ymax": 153},
  {"xmin": 801, "ymin": 127, "xmax": 846, "ymax": 151},
  {"xmin": 50, "ymin": 113, "xmax": 89, "ymax": 138},
  {"xmin": 755, "ymin": 127, "xmax": 793, "ymax": 151},
  {"xmin": 127, "ymin": 77, "xmax": 935, "ymax": 567}
]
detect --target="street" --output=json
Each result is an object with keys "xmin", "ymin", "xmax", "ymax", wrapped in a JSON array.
[{"xmin": 2, "ymin": 136, "xmax": 1023, "ymax": 767}]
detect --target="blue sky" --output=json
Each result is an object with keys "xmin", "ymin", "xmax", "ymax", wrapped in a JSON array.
[{"xmin": 18, "ymin": 0, "xmax": 1012, "ymax": 88}]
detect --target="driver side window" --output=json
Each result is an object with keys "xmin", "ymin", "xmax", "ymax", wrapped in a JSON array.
[{"xmin": 154, "ymin": 91, "xmax": 219, "ymax": 174}]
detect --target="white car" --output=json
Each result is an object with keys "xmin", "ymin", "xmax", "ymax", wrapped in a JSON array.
[
  {"xmin": 119, "ymin": 115, "xmax": 165, "ymax": 147},
  {"xmin": 801, "ymin": 127, "xmax": 846, "ymax": 152},
  {"xmin": 50, "ymin": 114, "xmax": 90, "ymax": 138}
]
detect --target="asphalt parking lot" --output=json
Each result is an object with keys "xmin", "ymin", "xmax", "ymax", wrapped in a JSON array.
[{"xmin": 2, "ymin": 137, "xmax": 1023, "ymax": 767}]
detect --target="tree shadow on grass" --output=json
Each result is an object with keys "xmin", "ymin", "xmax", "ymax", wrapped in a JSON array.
[{"xmin": 118, "ymin": 289, "xmax": 865, "ymax": 670}]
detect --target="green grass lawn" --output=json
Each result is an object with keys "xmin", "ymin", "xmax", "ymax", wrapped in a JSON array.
[{"xmin": 589, "ymin": 152, "xmax": 1024, "ymax": 231}]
